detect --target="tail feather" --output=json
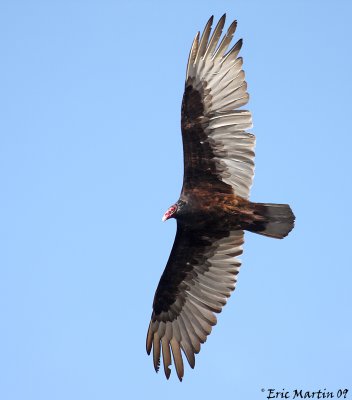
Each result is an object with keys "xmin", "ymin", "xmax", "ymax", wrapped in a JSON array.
[{"xmin": 249, "ymin": 203, "xmax": 295, "ymax": 239}]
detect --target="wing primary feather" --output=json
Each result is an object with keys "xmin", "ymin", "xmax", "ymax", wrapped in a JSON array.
[
  {"xmin": 146, "ymin": 321, "xmax": 153, "ymax": 355},
  {"xmin": 161, "ymin": 337, "xmax": 172, "ymax": 379},
  {"xmin": 177, "ymin": 315, "xmax": 196, "ymax": 366},
  {"xmin": 180, "ymin": 311, "xmax": 201, "ymax": 353},
  {"xmin": 165, "ymin": 320, "xmax": 173, "ymax": 340},
  {"xmin": 172, "ymin": 320, "xmax": 182, "ymax": 342},
  {"xmin": 177, "ymin": 315, "xmax": 193, "ymax": 348},
  {"xmin": 194, "ymin": 15, "xmax": 214, "ymax": 65},
  {"xmin": 157, "ymin": 320, "xmax": 166, "ymax": 337},
  {"xmin": 180, "ymin": 340, "xmax": 196, "ymax": 369},
  {"xmin": 153, "ymin": 334, "xmax": 161, "ymax": 372},
  {"xmin": 203, "ymin": 13, "xmax": 226, "ymax": 60},
  {"xmin": 186, "ymin": 31, "xmax": 200, "ymax": 80},
  {"xmin": 170, "ymin": 338, "xmax": 185, "ymax": 382},
  {"xmin": 213, "ymin": 19, "xmax": 237, "ymax": 60},
  {"xmin": 221, "ymin": 38, "xmax": 243, "ymax": 64}
]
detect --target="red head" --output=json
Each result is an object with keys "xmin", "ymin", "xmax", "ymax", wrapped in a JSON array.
[{"xmin": 162, "ymin": 204, "xmax": 178, "ymax": 222}]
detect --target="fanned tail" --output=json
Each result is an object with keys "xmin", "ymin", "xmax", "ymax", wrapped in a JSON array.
[{"xmin": 248, "ymin": 203, "xmax": 295, "ymax": 239}]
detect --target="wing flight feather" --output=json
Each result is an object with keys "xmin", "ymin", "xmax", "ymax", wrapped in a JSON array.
[
  {"xmin": 182, "ymin": 15, "xmax": 255, "ymax": 199},
  {"xmin": 147, "ymin": 224, "xmax": 244, "ymax": 380}
]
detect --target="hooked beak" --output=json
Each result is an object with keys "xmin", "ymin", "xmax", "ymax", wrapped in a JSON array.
[{"xmin": 162, "ymin": 205, "xmax": 177, "ymax": 222}]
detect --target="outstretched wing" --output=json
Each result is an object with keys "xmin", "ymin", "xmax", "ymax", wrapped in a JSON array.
[
  {"xmin": 146, "ymin": 222, "xmax": 244, "ymax": 381},
  {"xmin": 181, "ymin": 14, "xmax": 255, "ymax": 199}
]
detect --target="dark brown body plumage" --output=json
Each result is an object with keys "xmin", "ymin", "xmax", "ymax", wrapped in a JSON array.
[
  {"xmin": 146, "ymin": 15, "xmax": 295, "ymax": 381},
  {"xmin": 178, "ymin": 190, "xmax": 250, "ymax": 228}
]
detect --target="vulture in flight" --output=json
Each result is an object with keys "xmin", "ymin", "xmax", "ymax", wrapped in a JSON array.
[{"xmin": 146, "ymin": 15, "xmax": 295, "ymax": 381}]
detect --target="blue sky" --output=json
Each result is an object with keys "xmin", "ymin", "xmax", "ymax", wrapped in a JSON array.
[{"xmin": 1, "ymin": 1, "xmax": 352, "ymax": 399}]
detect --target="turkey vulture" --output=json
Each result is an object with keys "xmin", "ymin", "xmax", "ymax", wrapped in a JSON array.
[{"xmin": 146, "ymin": 14, "xmax": 295, "ymax": 381}]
